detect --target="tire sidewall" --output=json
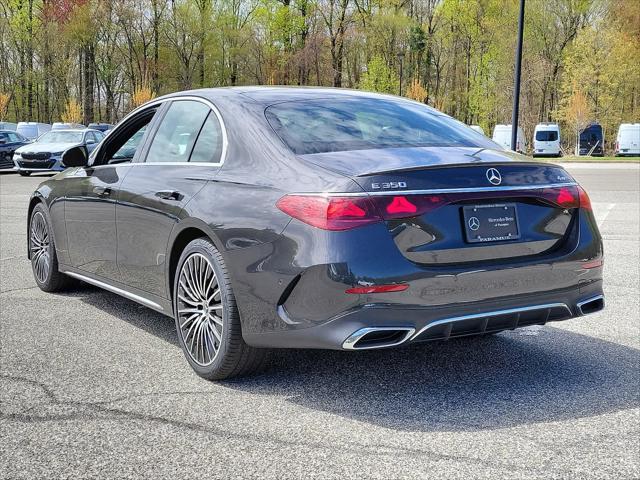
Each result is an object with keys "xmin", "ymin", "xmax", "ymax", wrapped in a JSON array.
[{"xmin": 173, "ymin": 238, "xmax": 237, "ymax": 378}]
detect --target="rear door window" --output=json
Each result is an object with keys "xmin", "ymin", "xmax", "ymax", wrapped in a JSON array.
[
  {"xmin": 189, "ymin": 112, "xmax": 224, "ymax": 163},
  {"xmin": 145, "ymin": 100, "xmax": 210, "ymax": 163}
]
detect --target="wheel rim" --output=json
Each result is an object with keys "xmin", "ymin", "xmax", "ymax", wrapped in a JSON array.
[
  {"xmin": 176, "ymin": 253, "xmax": 223, "ymax": 366},
  {"xmin": 30, "ymin": 211, "xmax": 50, "ymax": 284}
]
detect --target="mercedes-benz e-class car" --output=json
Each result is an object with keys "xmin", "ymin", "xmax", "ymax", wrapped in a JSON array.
[
  {"xmin": 26, "ymin": 87, "xmax": 604, "ymax": 380},
  {"xmin": 14, "ymin": 128, "xmax": 104, "ymax": 176}
]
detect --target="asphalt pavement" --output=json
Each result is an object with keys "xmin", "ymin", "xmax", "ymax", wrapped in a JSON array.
[{"xmin": 1, "ymin": 163, "xmax": 638, "ymax": 479}]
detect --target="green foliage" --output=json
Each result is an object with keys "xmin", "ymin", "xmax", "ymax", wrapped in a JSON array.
[
  {"xmin": 0, "ymin": 0, "xmax": 637, "ymax": 155},
  {"xmin": 360, "ymin": 56, "xmax": 400, "ymax": 94}
]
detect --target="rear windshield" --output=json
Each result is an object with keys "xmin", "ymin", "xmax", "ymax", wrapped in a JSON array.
[
  {"xmin": 580, "ymin": 126, "xmax": 602, "ymax": 141},
  {"xmin": 265, "ymin": 98, "xmax": 498, "ymax": 154},
  {"xmin": 536, "ymin": 130, "xmax": 558, "ymax": 141}
]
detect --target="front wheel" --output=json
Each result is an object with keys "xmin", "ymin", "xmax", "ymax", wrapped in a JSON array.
[
  {"xmin": 173, "ymin": 238, "xmax": 267, "ymax": 380},
  {"xmin": 29, "ymin": 204, "xmax": 76, "ymax": 292}
]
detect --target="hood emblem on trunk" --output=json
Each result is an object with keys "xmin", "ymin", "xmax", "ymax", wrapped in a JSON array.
[{"xmin": 486, "ymin": 168, "xmax": 502, "ymax": 185}]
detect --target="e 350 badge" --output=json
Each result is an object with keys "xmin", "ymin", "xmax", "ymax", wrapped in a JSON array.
[{"xmin": 371, "ymin": 181, "xmax": 407, "ymax": 190}]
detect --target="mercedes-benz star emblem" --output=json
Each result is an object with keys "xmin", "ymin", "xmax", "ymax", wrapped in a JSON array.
[
  {"xmin": 486, "ymin": 168, "xmax": 502, "ymax": 185},
  {"xmin": 468, "ymin": 216, "xmax": 480, "ymax": 231}
]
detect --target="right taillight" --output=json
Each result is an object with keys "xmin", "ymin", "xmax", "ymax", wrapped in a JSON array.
[{"xmin": 578, "ymin": 185, "xmax": 592, "ymax": 210}]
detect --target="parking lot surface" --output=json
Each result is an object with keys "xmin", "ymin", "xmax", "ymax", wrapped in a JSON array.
[{"xmin": 1, "ymin": 164, "xmax": 638, "ymax": 479}]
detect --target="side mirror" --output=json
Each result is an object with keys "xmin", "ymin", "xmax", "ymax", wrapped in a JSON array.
[{"xmin": 61, "ymin": 145, "xmax": 89, "ymax": 168}]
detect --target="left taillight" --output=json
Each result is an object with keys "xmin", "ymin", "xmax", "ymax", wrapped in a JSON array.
[{"xmin": 276, "ymin": 195, "xmax": 381, "ymax": 231}]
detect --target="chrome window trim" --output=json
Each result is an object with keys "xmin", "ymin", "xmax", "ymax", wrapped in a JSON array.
[
  {"xmin": 290, "ymin": 182, "xmax": 578, "ymax": 197},
  {"xmin": 411, "ymin": 302, "xmax": 571, "ymax": 340},
  {"xmin": 62, "ymin": 270, "xmax": 164, "ymax": 312},
  {"xmin": 106, "ymin": 95, "xmax": 228, "ymax": 168}
]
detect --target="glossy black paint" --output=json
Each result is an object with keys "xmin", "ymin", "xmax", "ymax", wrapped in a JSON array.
[
  {"xmin": 0, "ymin": 130, "xmax": 29, "ymax": 169},
  {"xmin": 28, "ymin": 87, "xmax": 604, "ymax": 351}
]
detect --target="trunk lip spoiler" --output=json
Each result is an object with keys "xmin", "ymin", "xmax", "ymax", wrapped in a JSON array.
[{"xmin": 288, "ymin": 182, "xmax": 578, "ymax": 197}]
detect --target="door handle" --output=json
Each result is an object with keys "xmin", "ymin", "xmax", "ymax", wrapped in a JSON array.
[
  {"xmin": 155, "ymin": 190, "xmax": 183, "ymax": 201},
  {"xmin": 93, "ymin": 186, "xmax": 111, "ymax": 196}
]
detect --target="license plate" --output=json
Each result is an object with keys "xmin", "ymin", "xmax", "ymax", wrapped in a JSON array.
[{"xmin": 462, "ymin": 204, "xmax": 520, "ymax": 243}]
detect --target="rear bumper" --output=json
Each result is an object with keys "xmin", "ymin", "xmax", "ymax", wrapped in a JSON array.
[{"xmin": 243, "ymin": 280, "xmax": 604, "ymax": 349}]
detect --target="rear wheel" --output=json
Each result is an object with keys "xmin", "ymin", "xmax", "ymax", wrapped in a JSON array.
[
  {"xmin": 29, "ymin": 203, "xmax": 75, "ymax": 292},
  {"xmin": 19, "ymin": 171, "xmax": 31, "ymax": 177},
  {"xmin": 173, "ymin": 238, "xmax": 267, "ymax": 380}
]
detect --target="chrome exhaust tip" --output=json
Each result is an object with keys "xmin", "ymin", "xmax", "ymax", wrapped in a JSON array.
[
  {"xmin": 342, "ymin": 327, "xmax": 415, "ymax": 350},
  {"xmin": 576, "ymin": 294, "xmax": 605, "ymax": 316}
]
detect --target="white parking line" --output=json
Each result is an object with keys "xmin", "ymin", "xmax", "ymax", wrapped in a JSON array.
[{"xmin": 593, "ymin": 202, "xmax": 616, "ymax": 228}]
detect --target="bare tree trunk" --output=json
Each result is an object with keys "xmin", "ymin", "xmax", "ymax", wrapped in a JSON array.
[{"xmin": 83, "ymin": 44, "xmax": 95, "ymax": 124}]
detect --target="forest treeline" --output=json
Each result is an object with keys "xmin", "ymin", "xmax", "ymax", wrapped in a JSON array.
[{"xmin": 0, "ymin": 0, "xmax": 638, "ymax": 145}]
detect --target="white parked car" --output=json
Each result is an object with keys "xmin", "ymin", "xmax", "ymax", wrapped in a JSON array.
[
  {"xmin": 492, "ymin": 124, "xmax": 526, "ymax": 154},
  {"xmin": 533, "ymin": 123, "xmax": 561, "ymax": 158},
  {"xmin": 615, "ymin": 123, "xmax": 640, "ymax": 157},
  {"xmin": 16, "ymin": 122, "xmax": 51, "ymax": 140}
]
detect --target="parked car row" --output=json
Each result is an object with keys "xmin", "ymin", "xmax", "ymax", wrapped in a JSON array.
[
  {"xmin": 0, "ymin": 127, "xmax": 106, "ymax": 175},
  {"xmin": 0, "ymin": 120, "xmax": 114, "ymax": 175},
  {"xmin": 470, "ymin": 122, "xmax": 639, "ymax": 157}
]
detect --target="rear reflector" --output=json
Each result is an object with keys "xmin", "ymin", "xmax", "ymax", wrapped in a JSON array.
[
  {"xmin": 345, "ymin": 284, "xmax": 409, "ymax": 294},
  {"xmin": 581, "ymin": 258, "xmax": 603, "ymax": 269}
]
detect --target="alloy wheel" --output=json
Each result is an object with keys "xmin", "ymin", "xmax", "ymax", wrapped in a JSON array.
[
  {"xmin": 176, "ymin": 253, "xmax": 224, "ymax": 366},
  {"xmin": 30, "ymin": 211, "xmax": 50, "ymax": 283}
]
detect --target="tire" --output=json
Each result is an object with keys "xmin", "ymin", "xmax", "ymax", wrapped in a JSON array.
[
  {"xmin": 173, "ymin": 238, "xmax": 268, "ymax": 380},
  {"xmin": 19, "ymin": 171, "xmax": 31, "ymax": 176},
  {"xmin": 29, "ymin": 203, "xmax": 76, "ymax": 292}
]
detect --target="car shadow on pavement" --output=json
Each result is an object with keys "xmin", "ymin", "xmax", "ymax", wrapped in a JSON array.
[{"xmin": 68, "ymin": 284, "xmax": 639, "ymax": 433}]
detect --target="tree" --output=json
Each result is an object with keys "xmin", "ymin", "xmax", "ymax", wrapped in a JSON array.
[
  {"xmin": 559, "ymin": 83, "xmax": 591, "ymax": 155},
  {"xmin": 359, "ymin": 55, "xmax": 399, "ymax": 94},
  {"xmin": 60, "ymin": 98, "xmax": 82, "ymax": 123}
]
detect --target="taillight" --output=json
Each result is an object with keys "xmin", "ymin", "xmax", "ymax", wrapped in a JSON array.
[
  {"xmin": 372, "ymin": 195, "xmax": 447, "ymax": 220},
  {"xmin": 578, "ymin": 186, "xmax": 592, "ymax": 210},
  {"xmin": 276, "ymin": 195, "xmax": 381, "ymax": 230}
]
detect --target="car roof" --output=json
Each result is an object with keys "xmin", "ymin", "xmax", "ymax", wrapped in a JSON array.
[{"xmin": 157, "ymin": 86, "xmax": 425, "ymax": 108}]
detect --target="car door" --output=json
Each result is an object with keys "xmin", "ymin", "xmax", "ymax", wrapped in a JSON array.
[
  {"xmin": 115, "ymin": 98, "xmax": 226, "ymax": 298},
  {"xmin": 63, "ymin": 106, "xmax": 160, "ymax": 281}
]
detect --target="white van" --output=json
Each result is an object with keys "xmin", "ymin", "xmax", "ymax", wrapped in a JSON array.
[
  {"xmin": 16, "ymin": 122, "xmax": 51, "ymax": 140},
  {"xmin": 533, "ymin": 123, "xmax": 561, "ymax": 157},
  {"xmin": 469, "ymin": 125, "xmax": 485, "ymax": 135},
  {"xmin": 492, "ymin": 124, "xmax": 526, "ymax": 153},
  {"xmin": 615, "ymin": 123, "xmax": 640, "ymax": 156},
  {"xmin": 0, "ymin": 122, "xmax": 17, "ymax": 131}
]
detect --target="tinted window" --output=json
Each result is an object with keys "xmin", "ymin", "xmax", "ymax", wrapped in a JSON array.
[
  {"xmin": 189, "ymin": 112, "xmax": 223, "ymax": 163},
  {"xmin": 0, "ymin": 132, "xmax": 8, "ymax": 141},
  {"xmin": 265, "ymin": 98, "xmax": 497, "ymax": 154},
  {"xmin": 536, "ymin": 130, "xmax": 558, "ymax": 141},
  {"xmin": 146, "ymin": 100, "xmax": 209, "ymax": 163},
  {"xmin": 110, "ymin": 127, "xmax": 147, "ymax": 162}
]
